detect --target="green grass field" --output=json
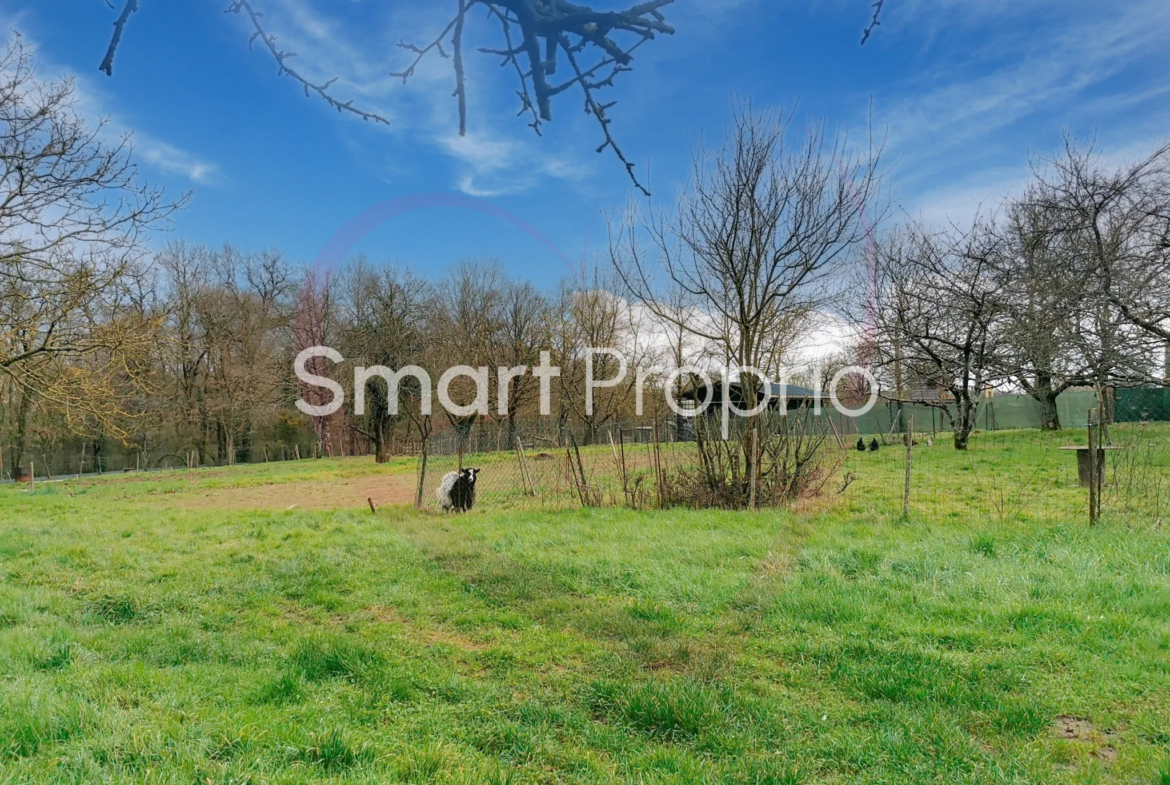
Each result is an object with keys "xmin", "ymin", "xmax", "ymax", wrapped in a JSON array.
[{"xmin": 1, "ymin": 431, "xmax": 1169, "ymax": 784}]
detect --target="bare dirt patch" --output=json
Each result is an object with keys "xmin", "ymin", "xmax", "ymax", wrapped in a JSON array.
[
  {"xmin": 1053, "ymin": 716, "xmax": 1097, "ymax": 740},
  {"xmin": 166, "ymin": 474, "xmax": 417, "ymax": 511},
  {"xmin": 1052, "ymin": 716, "xmax": 1119, "ymax": 764}
]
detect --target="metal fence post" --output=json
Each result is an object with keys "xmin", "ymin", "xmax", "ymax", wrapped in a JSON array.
[
  {"xmin": 1088, "ymin": 408, "xmax": 1100, "ymax": 524},
  {"xmin": 902, "ymin": 415, "xmax": 914, "ymax": 519}
]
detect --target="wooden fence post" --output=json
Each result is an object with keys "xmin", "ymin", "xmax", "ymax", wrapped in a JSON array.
[
  {"xmin": 902, "ymin": 415, "xmax": 914, "ymax": 519},
  {"xmin": 652, "ymin": 420, "xmax": 665, "ymax": 509},
  {"xmin": 415, "ymin": 439, "xmax": 429, "ymax": 510},
  {"xmin": 569, "ymin": 433, "xmax": 590, "ymax": 505}
]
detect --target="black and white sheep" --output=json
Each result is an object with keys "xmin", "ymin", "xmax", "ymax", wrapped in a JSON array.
[{"xmin": 436, "ymin": 468, "xmax": 480, "ymax": 512}]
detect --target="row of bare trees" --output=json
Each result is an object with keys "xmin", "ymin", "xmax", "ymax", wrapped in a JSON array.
[
  {"xmin": 871, "ymin": 138, "xmax": 1170, "ymax": 448},
  {"xmin": 0, "ymin": 34, "xmax": 675, "ymax": 473},
  {"xmin": 323, "ymin": 261, "xmax": 657, "ymax": 463},
  {"xmin": 6, "ymin": 238, "xmax": 683, "ymax": 471}
]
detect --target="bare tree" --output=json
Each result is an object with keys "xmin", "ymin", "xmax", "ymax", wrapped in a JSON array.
[
  {"xmin": 1025, "ymin": 138, "xmax": 1170, "ymax": 418},
  {"xmin": 552, "ymin": 273, "xmax": 644, "ymax": 443},
  {"xmin": 614, "ymin": 106, "xmax": 881, "ymax": 385},
  {"xmin": 995, "ymin": 195, "xmax": 1093, "ymax": 430},
  {"xmin": 873, "ymin": 220, "xmax": 1007, "ymax": 450},
  {"xmin": 291, "ymin": 268, "xmax": 335, "ymax": 452},
  {"xmin": 1, "ymin": 35, "xmax": 179, "ymax": 467},
  {"xmin": 490, "ymin": 280, "xmax": 551, "ymax": 441},
  {"xmin": 612, "ymin": 105, "xmax": 880, "ymax": 499},
  {"xmin": 336, "ymin": 260, "xmax": 429, "ymax": 461}
]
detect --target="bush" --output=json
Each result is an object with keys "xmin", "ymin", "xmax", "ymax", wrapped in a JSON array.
[{"xmin": 665, "ymin": 410, "xmax": 840, "ymax": 509}]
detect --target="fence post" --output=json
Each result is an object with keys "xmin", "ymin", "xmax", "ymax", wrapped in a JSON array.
[
  {"xmin": 1088, "ymin": 408, "xmax": 1100, "ymax": 525},
  {"xmin": 902, "ymin": 415, "xmax": 914, "ymax": 519},
  {"xmin": 566, "ymin": 447, "xmax": 586, "ymax": 506},
  {"xmin": 415, "ymin": 438, "xmax": 429, "ymax": 510},
  {"xmin": 653, "ymin": 420, "xmax": 665, "ymax": 509},
  {"xmin": 570, "ymin": 433, "xmax": 591, "ymax": 505},
  {"xmin": 516, "ymin": 437, "xmax": 534, "ymax": 497},
  {"xmin": 749, "ymin": 418, "xmax": 760, "ymax": 511}
]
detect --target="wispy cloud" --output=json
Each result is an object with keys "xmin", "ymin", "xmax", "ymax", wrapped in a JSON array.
[
  {"xmin": 0, "ymin": 20, "xmax": 221, "ymax": 186},
  {"xmin": 134, "ymin": 135, "xmax": 220, "ymax": 185},
  {"xmin": 239, "ymin": 0, "xmax": 602, "ymax": 196},
  {"xmin": 884, "ymin": 1, "xmax": 1168, "ymax": 152},
  {"xmin": 870, "ymin": 0, "xmax": 1170, "ymax": 216}
]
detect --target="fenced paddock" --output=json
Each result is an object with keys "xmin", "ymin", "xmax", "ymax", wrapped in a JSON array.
[
  {"xmin": 417, "ymin": 421, "xmax": 697, "ymax": 512},
  {"xmin": 837, "ymin": 422, "xmax": 1170, "ymax": 528},
  {"xmin": 411, "ymin": 408, "xmax": 1170, "ymax": 527}
]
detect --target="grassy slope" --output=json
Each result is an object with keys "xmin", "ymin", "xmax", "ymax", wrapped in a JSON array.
[{"xmin": 1, "ymin": 441, "xmax": 1168, "ymax": 784}]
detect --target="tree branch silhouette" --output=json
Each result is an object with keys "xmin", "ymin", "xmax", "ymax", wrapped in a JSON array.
[{"xmin": 97, "ymin": 1, "xmax": 889, "ymax": 192}]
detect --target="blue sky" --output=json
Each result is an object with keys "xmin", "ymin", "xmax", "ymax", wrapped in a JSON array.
[{"xmin": 3, "ymin": 0, "xmax": 1168, "ymax": 289}]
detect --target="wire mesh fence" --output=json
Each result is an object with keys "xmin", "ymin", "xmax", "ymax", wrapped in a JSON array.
[
  {"xmin": 8, "ymin": 388, "xmax": 1169, "ymax": 527},
  {"xmin": 832, "ymin": 397, "xmax": 1170, "ymax": 528},
  {"xmin": 410, "ymin": 391, "xmax": 1170, "ymax": 529},
  {"xmin": 416, "ymin": 419, "xmax": 698, "ymax": 512}
]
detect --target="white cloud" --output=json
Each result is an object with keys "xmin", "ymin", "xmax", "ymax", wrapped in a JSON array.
[
  {"xmin": 862, "ymin": 0, "xmax": 1170, "ymax": 218},
  {"xmin": 237, "ymin": 0, "xmax": 604, "ymax": 196},
  {"xmin": 135, "ymin": 135, "xmax": 220, "ymax": 185},
  {"xmin": 0, "ymin": 22, "xmax": 221, "ymax": 186}
]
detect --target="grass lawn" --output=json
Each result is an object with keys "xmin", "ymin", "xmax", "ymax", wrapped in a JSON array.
[{"xmin": 1, "ymin": 433, "xmax": 1168, "ymax": 784}]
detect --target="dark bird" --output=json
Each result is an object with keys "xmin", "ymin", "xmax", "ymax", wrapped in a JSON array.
[
  {"xmin": 856, "ymin": 437, "xmax": 866, "ymax": 452},
  {"xmin": 869, "ymin": 438, "xmax": 880, "ymax": 452}
]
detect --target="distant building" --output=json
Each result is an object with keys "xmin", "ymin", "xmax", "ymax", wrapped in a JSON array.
[{"xmin": 678, "ymin": 380, "xmax": 820, "ymax": 414}]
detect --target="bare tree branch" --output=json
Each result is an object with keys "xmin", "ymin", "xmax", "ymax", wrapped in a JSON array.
[
  {"xmin": 98, "ymin": 0, "xmax": 138, "ymax": 76},
  {"xmin": 225, "ymin": 0, "xmax": 390, "ymax": 125},
  {"xmin": 860, "ymin": 0, "xmax": 885, "ymax": 45}
]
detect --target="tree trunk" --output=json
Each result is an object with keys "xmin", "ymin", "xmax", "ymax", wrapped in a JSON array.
[
  {"xmin": 372, "ymin": 421, "xmax": 389, "ymax": 464},
  {"xmin": 1031, "ymin": 377, "xmax": 1061, "ymax": 431},
  {"xmin": 1100, "ymin": 386, "xmax": 1116, "ymax": 425},
  {"xmin": 11, "ymin": 388, "xmax": 33, "ymax": 470},
  {"xmin": 952, "ymin": 395, "xmax": 976, "ymax": 450},
  {"xmin": 1037, "ymin": 391, "xmax": 1060, "ymax": 431}
]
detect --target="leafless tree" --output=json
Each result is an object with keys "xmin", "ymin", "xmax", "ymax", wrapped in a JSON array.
[
  {"xmin": 994, "ymin": 195, "xmax": 1094, "ymax": 430},
  {"xmin": 1024, "ymin": 138, "xmax": 1170, "ymax": 417},
  {"xmin": 153, "ymin": 243, "xmax": 292, "ymax": 465},
  {"xmin": 611, "ymin": 105, "xmax": 880, "ymax": 500},
  {"xmin": 489, "ymin": 279, "xmax": 551, "ymax": 441},
  {"xmin": 291, "ymin": 267, "xmax": 335, "ymax": 452},
  {"xmin": 873, "ymin": 220, "xmax": 1007, "ymax": 450},
  {"xmin": 613, "ymin": 105, "xmax": 882, "ymax": 384},
  {"xmin": 1, "ymin": 35, "xmax": 180, "ymax": 467},
  {"xmin": 336, "ymin": 259, "xmax": 429, "ymax": 461},
  {"xmin": 614, "ymin": 105, "xmax": 880, "ymax": 468},
  {"xmin": 552, "ymin": 271, "xmax": 643, "ymax": 443}
]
